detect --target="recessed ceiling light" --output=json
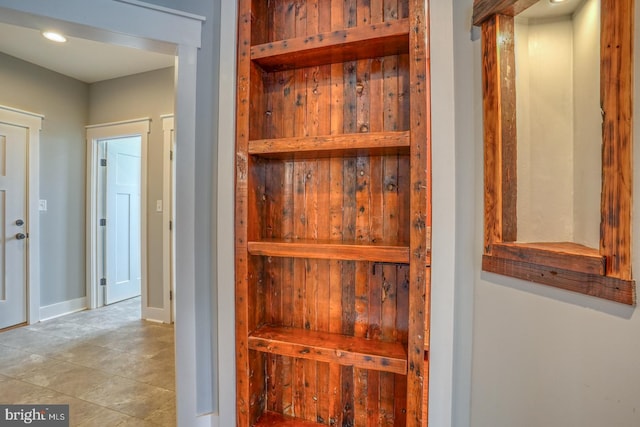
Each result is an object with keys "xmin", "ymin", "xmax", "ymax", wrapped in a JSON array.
[
  {"xmin": 42, "ymin": 31, "xmax": 67, "ymax": 43},
  {"xmin": 549, "ymin": 0, "xmax": 567, "ymax": 3}
]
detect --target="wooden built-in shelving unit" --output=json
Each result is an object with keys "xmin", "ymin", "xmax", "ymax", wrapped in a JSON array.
[{"xmin": 235, "ymin": 1, "xmax": 431, "ymax": 425}]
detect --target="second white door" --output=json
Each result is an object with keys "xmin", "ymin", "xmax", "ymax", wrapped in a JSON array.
[
  {"xmin": 105, "ymin": 136, "xmax": 141, "ymax": 305},
  {"xmin": 0, "ymin": 122, "xmax": 27, "ymax": 329}
]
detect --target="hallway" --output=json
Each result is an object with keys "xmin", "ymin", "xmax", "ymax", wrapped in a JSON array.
[{"xmin": 0, "ymin": 298, "xmax": 175, "ymax": 426}]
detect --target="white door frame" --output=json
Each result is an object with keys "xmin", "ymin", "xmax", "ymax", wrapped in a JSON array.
[
  {"xmin": 0, "ymin": 105, "xmax": 42, "ymax": 326},
  {"xmin": 161, "ymin": 114, "xmax": 175, "ymax": 324},
  {"xmin": 86, "ymin": 119, "xmax": 149, "ymax": 313}
]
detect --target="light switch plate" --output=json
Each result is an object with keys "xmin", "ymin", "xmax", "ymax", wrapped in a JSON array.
[{"xmin": 39, "ymin": 200, "xmax": 47, "ymax": 211}]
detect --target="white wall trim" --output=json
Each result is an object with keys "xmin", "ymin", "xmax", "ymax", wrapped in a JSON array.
[
  {"xmin": 39, "ymin": 297, "xmax": 87, "ymax": 321},
  {"xmin": 161, "ymin": 114, "xmax": 175, "ymax": 324},
  {"xmin": 216, "ymin": 0, "xmax": 238, "ymax": 425},
  {"xmin": 144, "ymin": 306, "xmax": 168, "ymax": 323},
  {"xmin": 114, "ymin": 0, "xmax": 206, "ymax": 21},
  {"xmin": 0, "ymin": 104, "xmax": 43, "ymax": 326},
  {"xmin": 85, "ymin": 119, "xmax": 150, "ymax": 317},
  {"xmin": 86, "ymin": 117, "xmax": 153, "ymax": 129},
  {"xmin": 0, "ymin": 105, "xmax": 44, "ymax": 120}
]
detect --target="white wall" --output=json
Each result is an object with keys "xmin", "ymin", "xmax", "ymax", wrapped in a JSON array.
[
  {"xmin": 516, "ymin": 17, "xmax": 575, "ymax": 242},
  {"xmin": 572, "ymin": 0, "xmax": 601, "ymax": 247},
  {"xmin": 515, "ymin": 1, "xmax": 601, "ymax": 247},
  {"xmin": 452, "ymin": 0, "xmax": 640, "ymax": 426}
]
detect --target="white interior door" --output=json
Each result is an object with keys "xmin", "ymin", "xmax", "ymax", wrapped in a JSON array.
[
  {"xmin": 0, "ymin": 122, "xmax": 28, "ymax": 329},
  {"xmin": 105, "ymin": 136, "xmax": 141, "ymax": 305}
]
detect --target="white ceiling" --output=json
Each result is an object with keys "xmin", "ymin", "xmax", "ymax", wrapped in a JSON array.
[
  {"xmin": 0, "ymin": 21, "xmax": 175, "ymax": 84},
  {"xmin": 520, "ymin": 0, "xmax": 586, "ymax": 19}
]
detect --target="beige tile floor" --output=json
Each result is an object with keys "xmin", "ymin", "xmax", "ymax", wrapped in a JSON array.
[{"xmin": 0, "ymin": 297, "xmax": 175, "ymax": 426}]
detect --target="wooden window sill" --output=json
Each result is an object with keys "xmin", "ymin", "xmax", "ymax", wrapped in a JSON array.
[{"xmin": 483, "ymin": 242, "xmax": 635, "ymax": 305}]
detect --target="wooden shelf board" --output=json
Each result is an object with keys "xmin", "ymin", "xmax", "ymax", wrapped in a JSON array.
[
  {"xmin": 249, "ymin": 325, "xmax": 408, "ymax": 375},
  {"xmin": 248, "ymin": 131, "xmax": 410, "ymax": 158},
  {"xmin": 251, "ymin": 19, "xmax": 409, "ymax": 71},
  {"xmin": 248, "ymin": 239, "xmax": 410, "ymax": 263},
  {"xmin": 255, "ymin": 412, "xmax": 322, "ymax": 426}
]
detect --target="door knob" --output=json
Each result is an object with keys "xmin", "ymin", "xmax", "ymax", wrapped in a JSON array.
[
  {"xmin": 16, "ymin": 233, "xmax": 26, "ymax": 240},
  {"xmin": 15, "ymin": 219, "xmax": 24, "ymax": 226}
]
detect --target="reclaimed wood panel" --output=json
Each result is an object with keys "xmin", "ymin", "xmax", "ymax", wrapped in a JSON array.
[
  {"xmin": 406, "ymin": 0, "xmax": 429, "ymax": 424},
  {"xmin": 472, "ymin": 0, "xmax": 538, "ymax": 26},
  {"xmin": 236, "ymin": 1, "xmax": 259, "ymax": 424},
  {"xmin": 481, "ymin": 14, "xmax": 517, "ymax": 251},
  {"xmin": 255, "ymin": 411, "xmax": 321, "ymax": 426},
  {"xmin": 600, "ymin": 0, "xmax": 633, "ymax": 280},
  {"xmin": 238, "ymin": 0, "xmax": 430, "ymax": 425}
]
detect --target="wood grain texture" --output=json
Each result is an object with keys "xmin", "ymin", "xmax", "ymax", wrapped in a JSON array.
[
  {"xmin": 472, "ymin": 0, "xmax": 538, "ymax": 26},
  {"xmin": 406, "ymin": 0, "xmax": 429, "ymax": 424},
  {"xmin": 600, "ymin": 0, "xmax": 634, "ymax": 280},
  {"xmin": 483, "ymin": 255, "xmax": 635, "ymax": 305},
  {"xmin": 255, "ymin": 411, "xmax": 321, "ymax": 426},
  {"xmin": 491, "ymin": 242, "xmax": 606, "ymax": 276},
  {"xmin": 481, "ymin": 14, "xmax": 517, "ymax": 251},
  {"xmin": 238, "ymin": 0, "xmax": 430, "ymax": 424},
  {"xmin": 248, "ymin": 239, "xmax": 412, "ymax": 263},
  {"xmin": 236, "ymin": 1, "xmax": 254, "ymax": 424},
  {"xmin": 249, "ymin": 325, "xmax": 408, "ymax": 375},
  {"xmin": 252, "ymin": 19, "xmax": 410, "ymax": 71},
  {"xmin": 248, "ymin": 131, "xmax": 410, "ymax": 157}
]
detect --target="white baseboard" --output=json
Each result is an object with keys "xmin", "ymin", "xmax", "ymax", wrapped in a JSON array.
[
  {"xmin": 143, "ymin": 306, "xmax": 170, "ymax": 324},
  {"xmin": 39, "ymin": 297, "xmax": 87, "ymax": 321}
]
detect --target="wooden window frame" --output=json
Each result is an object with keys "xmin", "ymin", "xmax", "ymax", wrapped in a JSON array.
[{"xmin": 473, "ymin": 0, "xmax": 636, "ymax": 305}]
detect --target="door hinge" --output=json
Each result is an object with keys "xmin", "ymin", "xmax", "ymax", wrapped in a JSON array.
[
  {"xmin": 100, "ymin": 158, "xmax": 107, "ymax": 167},
  {"xmin": 169, "ymin": 290, "xmax": 173, "ymax": 301},
  {"xmin": 100, "ymin": 277, "xmax": 107, "ymax": 286},
  {"xmin": 170, "ymin": 150, "xmax": 174, "ymax": 161},
  {"xmin": 169, "ymin": 220, "xmax": 172, "ymax": 231},
  {"xmin": 100, "ymin": 218, "xmax": 107, "ymax": 226}
]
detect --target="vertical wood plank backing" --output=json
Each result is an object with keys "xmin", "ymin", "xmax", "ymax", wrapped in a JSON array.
[
  {"xmin": 407, "ymin": 0, "xmax": 428, "ymax": 425},
  {"xmin": 481, "ymin": 14, "xmax": 517, "ymax": 251},
  {"xmin": 600, "ymin": 0, "xmax": 634, "ymax": 279},
  {"xmin": 328, "ymin": 4, "xmax": 344, "ymax": 423},
  {"xmin": 314, "ymin": 6, "xmax": 331, "ymax": 422},
  {"xmin": 353, "ymin": 1, "xmax": 372, "ymax": 418},
  {"xmin": 341, "ymin": 3, "xmax": 357, "ymax": 419},
  {"xmin": 395, "ymin": 265, "xmax": 410, "ymax": 425},
  {"xmin": 249, "ymin": 0, "xmax": 268, "ymax": 45}
]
